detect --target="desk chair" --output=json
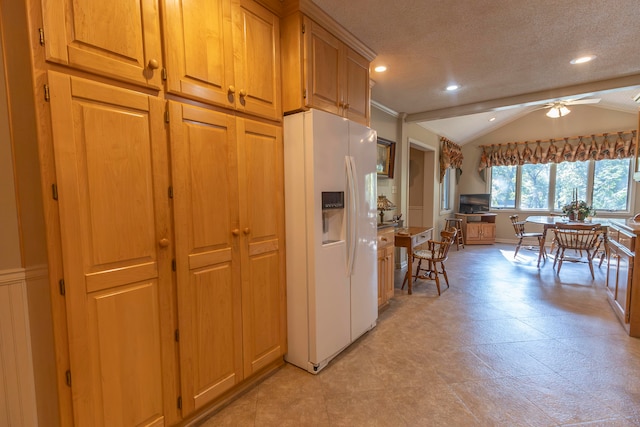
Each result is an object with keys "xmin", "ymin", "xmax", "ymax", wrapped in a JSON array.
[
  {"xmin": 444, "ymin": 217, "xmax": 465, "ymax": 250},
  {"xmin": 553, "ymin": 227, "xmax": 602, "ymax": 279},
  {"xmin": 509, "ymin": 215, "xmax": 546, "ymax": 267},
  {"xmin": 409, "ymin": 229, "xmax": 456, "ymax": 295}
]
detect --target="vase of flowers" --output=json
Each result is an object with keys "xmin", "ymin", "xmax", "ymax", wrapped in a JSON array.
[{"xmin": 562, "ymin": 200, "xmax": 595, "ymax": 221}]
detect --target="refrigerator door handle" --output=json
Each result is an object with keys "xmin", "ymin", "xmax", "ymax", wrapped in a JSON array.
[{"xmin": 346, "ymin": 155, "xmax": 358, "ymax": 276}]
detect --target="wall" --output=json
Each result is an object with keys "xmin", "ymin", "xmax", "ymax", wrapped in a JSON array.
[
  {"xmin": 460, "ymin": 105, "xmax": 639, "ymax": 242},
  {"xmin": 371, "ymin": 106, "xmax": 400, "ymax": 208}
]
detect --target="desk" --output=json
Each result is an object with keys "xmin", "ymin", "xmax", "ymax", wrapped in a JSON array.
[{"xmin": 395, "ymin": 227, "xmax": 433, "ymax": 295}]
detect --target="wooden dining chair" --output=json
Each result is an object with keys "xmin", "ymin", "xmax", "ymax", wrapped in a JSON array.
[
  {"xmin": 552, "ymin": 227, "xmax": 602, "ymax": 279},
  {"xmin": 407, "ymin": 229, "xmax": 457, "ymax": 295},
  {"xmin": 509, "ymin": 215, "xmax": 546, "ymax": 267}
]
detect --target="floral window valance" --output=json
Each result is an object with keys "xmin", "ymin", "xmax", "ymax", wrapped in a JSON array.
[
  {"xmin": 477, "ymin": 130, "xmax": 637, "ymax": 179},
  {"xmin": 439, "ymin": 137, "xmax": 463, "ymax": 183}
]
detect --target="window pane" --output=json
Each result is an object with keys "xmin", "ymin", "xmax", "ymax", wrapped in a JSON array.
[
  {"xmin": 555, "ymin": 161, "xmax": 589, "ymax": 210},
  {"xmin": 592, "ymin": 159, "xmax": 630, "ymax": 212},
  {"xmin": 490, "ymin": 165, "xmax": 516, "ymax": 208},
  {"xmin": 520, "ymin": 163, "xmax": 550, "ymax": 209},
  {"xmin": 441, "ymin": 168, "xmax": 451, "ymax": 210}
]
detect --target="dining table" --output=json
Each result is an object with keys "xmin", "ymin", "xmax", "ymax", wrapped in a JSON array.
[{"xmin": 525, "ymin": 215, "xmax": 607, "ymax": 254}]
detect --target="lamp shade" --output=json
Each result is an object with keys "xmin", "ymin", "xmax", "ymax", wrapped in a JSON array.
[{"xmin": 377, "ymin": 195, "xmax": 396, "ymax": 211}]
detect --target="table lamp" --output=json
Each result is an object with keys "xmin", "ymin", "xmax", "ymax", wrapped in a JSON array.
[{"xmin": 377, "ymin": 195, "xmax": 396, "ymax": 224}]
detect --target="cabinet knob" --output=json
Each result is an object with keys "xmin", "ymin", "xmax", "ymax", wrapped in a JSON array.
[
  {"xmin": 243, "ymin": 228, "xmax": 250, "ymax": 235},
  {"xmin": 232, "ymin": 229, "xmax": 240, "ymax": 236},
  {"xmin": 239, "ymin": 89, "xmax": 247, "ymax": 97},
  {"xmin": 148, "ymin": 59, "xmax": 159, "ymax": 70},
  {"xmin": 344, "ymin": 103, "xmax": 350, "ymax": 110},
  {"xmin": 228, "ymin": 85, "xmax": 236, "ymax": 94},
  {"xmin": 159, "ymin": 238, "xmax": 170, "ymax": 248},
  {"xmin": 381, "ymin": 237, "xmax": 387, "ymax": 242}
]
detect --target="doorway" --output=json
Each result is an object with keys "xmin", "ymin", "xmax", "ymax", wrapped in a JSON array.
[{"xmin": 408, "ymin": 140, "xmax": 435, "ymax": 229}]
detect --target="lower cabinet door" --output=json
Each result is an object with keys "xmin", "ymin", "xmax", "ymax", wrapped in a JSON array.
[
  {"xmin": 49, "ymin": 72, "xmax": 176, "ymax": 426},
  {"xmin": 170, "ymin": 102, "xmax": 244, "ymax": 415}
]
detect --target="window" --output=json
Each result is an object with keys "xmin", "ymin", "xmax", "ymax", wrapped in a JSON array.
[
  {"xmin": 440, "ymin": 167, "xmax": 452, "ymax": 211},
  {"xmin": 489, "ymin": 158, "xmax": 631, "ymax": 212},
  {"xmin": 490, "ymin": 165, "xmax": 516, "ymax": 208},
  {"xmin": 521, "ymin": 163, "xmax": 550, "ymax": 209}
]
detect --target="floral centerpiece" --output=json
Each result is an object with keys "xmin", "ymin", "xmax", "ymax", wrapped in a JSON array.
[{"xmin": 562, "ymin": 200, "xmax": 595, "ymax": 221}]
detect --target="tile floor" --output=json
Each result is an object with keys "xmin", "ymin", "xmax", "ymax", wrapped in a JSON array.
[{"xmin": 199, "ymin": 243, "xmax": 640, "ymax": 426}]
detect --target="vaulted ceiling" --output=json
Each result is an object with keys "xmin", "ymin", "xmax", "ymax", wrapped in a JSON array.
[{"xmin": 312, "ymin": 0, "xmax": 640, "ymax": 144}]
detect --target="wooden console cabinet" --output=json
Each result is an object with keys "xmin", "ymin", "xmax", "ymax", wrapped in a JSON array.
[
  {"xmin": 377, "ymin": 227, "xmax": 395, "ymax": 310},
  {"xmin": 605, "ymin": 220, "xmax": 640, "ymax": 337},
  {"xmin": 455, "ymin": 213, "xmax": 496, "ymax": 245}
]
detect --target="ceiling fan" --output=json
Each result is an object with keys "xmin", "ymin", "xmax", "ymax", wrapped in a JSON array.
[{"xmin": 542, "ymin": 97, "xmax": 601, "ymax": 118}]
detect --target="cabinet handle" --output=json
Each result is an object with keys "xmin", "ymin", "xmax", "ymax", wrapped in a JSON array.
[
  {"xmin": 344, "ymin": 103, "xmax": 350, "ymax": 110},
  {"xmin": 148, "ymin": 59, "xmax": 159, "ymax": 70},
  {"xmin": 232, "ymin": 229, "xmax": 240, "ymax": 236},
  {"xmin": 381, "ymin": 237, "xmax": 387, "ymax": 242},
  {"xmin": 228, "ymin": 85, "xmax": 236, "ymax": 94},
  {"xmin": 239, "ymin": 89, "xmax": 247, "ymax": 97},
  {"xmin": 243, "ymin": 228, "xmax": 250, "ymax": 235},
  {"xmin": 159, "ymin": 238, "xmax": 170, "ymax": 248}
]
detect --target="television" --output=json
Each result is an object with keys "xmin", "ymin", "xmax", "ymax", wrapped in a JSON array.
[{"xmin": 459, "ymin": 193, "xmax": 490, "ymax": 214}]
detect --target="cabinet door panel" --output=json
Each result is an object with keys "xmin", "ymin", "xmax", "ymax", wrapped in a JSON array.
[
  {"xmin": 43, "ymin": 0, "xmax": 162, "ymax": 87},
  {"xmin": 238, "ymin": 119, "xmax": 286, "ymax": 376},
  {"xmin": 304, "ymin": 19, "xmax": 341, "ymax": 114},
  {"xmin": 48, "ymin": 72, "xmax": 173, "ymax": 426},
  {"xmin": 233, "ymin": 0, "xmax": 281, "ymax": 120},
  {"xmin": 344, "ymin": 47, "xmax": 370, "ymax": 125},
  {"xmin": 163, "ymin": 0, "xmax": 235, "ymax": 107},
  {"xmin": 169, "ymin": 102, "xmax": 242, "ymax": 414}
]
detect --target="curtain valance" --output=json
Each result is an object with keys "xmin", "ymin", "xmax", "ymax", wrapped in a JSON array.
[
  {"xmin": 477, "ymin": 130, "xmax": 637, "ymax": 179},
  {"xmin": 439, "ymin": 137, "xmax": 463, "ymax": 183}
]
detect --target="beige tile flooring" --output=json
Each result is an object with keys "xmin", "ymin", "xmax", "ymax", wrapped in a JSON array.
[{"xmin": 199, "ymin": 243, "xmax": 640, "ymax": 426}]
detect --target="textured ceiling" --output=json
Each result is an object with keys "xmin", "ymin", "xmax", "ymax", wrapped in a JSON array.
[{"xmin": 311, "ymin": 0, "xmax": 640, "ymax": 143}]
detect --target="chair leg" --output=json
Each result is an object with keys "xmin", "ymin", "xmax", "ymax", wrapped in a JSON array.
[
  {"xmin": 557, "ymin": 250, "xmax": 564, "ymax": 274},
  {"xmin": 413, "ymin": 259, "xmax": 423, "ymax": 283},
  {"xmin": 514, "ymin": 238, "xmax": 523, "ymax": 258},
  {"xmin": 588, "ymin": 259, "xmax": 595, "ymax": 280},
  {"xmin": 433, "ymin": 271, "xmax": 441, "ymax": 295},
  {"xmin": 537, "ymin": 237, "xmax": 545, "ymax": 267},
  {"xmin": 440, "ymin": 263, "xmax": 450, "ymax": 292}
]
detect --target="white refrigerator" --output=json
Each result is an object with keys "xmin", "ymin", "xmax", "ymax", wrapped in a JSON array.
[{"xmin": 284, "ymin": 109, "xmax": 378, "ymax": 374}]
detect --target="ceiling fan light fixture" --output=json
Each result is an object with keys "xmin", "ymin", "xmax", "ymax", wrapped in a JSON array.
[{"xmin": 546, "ymin": 105, "xmax": 571, "ymax": 118}]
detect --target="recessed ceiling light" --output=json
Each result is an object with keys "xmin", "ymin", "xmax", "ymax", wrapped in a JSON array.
[
  {"xmin": 489, "ymin": 117, "xmax": 496, "ymax": 122},
  {"xmin": 570, "ymin": 55, "xmax": 596, "ymax": 65},
  {"xmin": 446, "ymin": 84, "xmax": 460, "ymax": 91},
  {"xmin": 374, "ymin": 65, "xmax": 387, "ymax": 72}
]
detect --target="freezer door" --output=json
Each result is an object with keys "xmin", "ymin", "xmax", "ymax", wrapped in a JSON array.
[{"xmin": 307, "ymin": 110, "xmax": 352, "ymax": 365}]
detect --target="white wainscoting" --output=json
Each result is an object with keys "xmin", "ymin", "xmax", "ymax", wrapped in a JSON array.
[{"xmin": 0, "ymin": 268, "xmax": 38, "ymax": 427}]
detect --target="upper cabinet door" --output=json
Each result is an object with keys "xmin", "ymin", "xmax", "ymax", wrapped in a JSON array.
[
  {"xmin": 163, "ymin": 0, "xmax": 235, "ymax": 108},
  {"xmin": 344, "ymin": 47, "xmax": 370, "ymax": 126},
  {"xmin": 232, "ymin": 0, "xmax": 282, "ymax": 121},
  {"xmin": 304, "ymin": 19, "xmax": 342, "ymax": 116},
  {"xmin": 42, "ymin": 0, "xmax": 163, "ymax": 88}
]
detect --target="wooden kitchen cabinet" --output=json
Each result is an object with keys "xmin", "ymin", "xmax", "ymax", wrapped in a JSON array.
[
  {"xmin": 43, "ymin": 0, "xmax": 281, "ymax": 120},
  {"xmin": 281, "ymin": 13, "xmax": 372, "ymax": 125},
  {"xmin": 42, "ymin": 0, "xmax": 164, "ymax": 88},
  {"xmin": 377, "ymin": 227, "xmax": 395, "ymax": 310},
  {"xmin": 48, "ymin": 72, "xmax": 177, "ymax": 426},
  {"xmin": 163, "ymin": 0, "xmax": 282, "ymax": 120},
  {"xmin": 606, "ymin": 225, "xmax": 635, "ymax": 333},
  {"xmin": 169, "ymin": 102, "xmax": 286, "ymax": 414},
  {"xmin": 456, "ymin": 213, "xmax": 496, "ymax": 245}
]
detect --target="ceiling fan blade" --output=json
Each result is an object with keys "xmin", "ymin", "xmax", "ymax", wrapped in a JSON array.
[{"xmin": 565, "ymin": 98, "xmax": 601, "ymax": 105}]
